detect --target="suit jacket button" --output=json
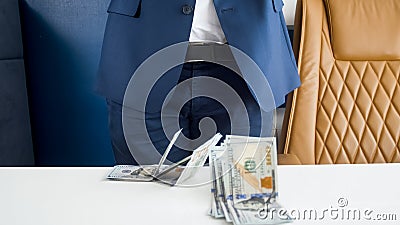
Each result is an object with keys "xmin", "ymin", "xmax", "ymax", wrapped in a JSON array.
[{"xmin": 182, "ymin": 5, "xmax": 193, "ymax": 15}]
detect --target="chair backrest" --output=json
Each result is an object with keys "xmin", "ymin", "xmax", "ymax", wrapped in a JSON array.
[
  {"xmin": 0, "ymin": 0, "xmax": 34, "ymax": 165},
  {"xmin": 282, "ymin": 0, "xmax": 400, "ymax": 164},
  {"xmin": 19, "ymin": 0, "xmax": 115, "ymax": 165}
]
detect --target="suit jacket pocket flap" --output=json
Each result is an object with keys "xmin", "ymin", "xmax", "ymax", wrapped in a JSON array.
[
  {"xmin": 107, "ymin": 0, "xmax": 141, "ymax": 17},
  {"xmin": 272, "ymin": 0, "xmax": 284, "ymax": 12}
]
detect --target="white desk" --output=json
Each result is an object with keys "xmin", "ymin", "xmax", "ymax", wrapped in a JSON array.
[{"xmin": 1, "ymin": 164, "xmax": 399, "ymax": 225}]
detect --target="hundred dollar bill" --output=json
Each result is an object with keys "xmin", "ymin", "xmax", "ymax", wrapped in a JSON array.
[
  {"xmin": 207, "ymin": 135, "xmax": 291, "ymax": 224},
  {"xmin": 209, "ymin": 146, "xmax": 218, "ymax": 218},
  {"xmin": 107, "ymin": 165, "xmax": 154, "ymax": 182},
  {"xmin": 107, "ymin": 130, "xmax": 185, "ymax": 183},
  {"xmin": 209, "ymin": 145, "xmax": 227, "ymax": 219},
  {"xmin": 229, "ymin": 203, "xmax": 292, "ymax": 225},
  {"xmin": 215, "ymin": 147, "xmax": 234, "ymax": 222},
  {"xmin": 107, "ymin": 164, "xmax": 188, "ymax": 184},
  {"xmin": 225, "ymin": 135, "xmax": 278, "ymax": 211},
  {"xmin": 176, "ymin": 133, "xmax": 222, "ymax": 185},
  {"xmin": 219, "ymin": 146, "xmax": 236, "ymax": 222}
]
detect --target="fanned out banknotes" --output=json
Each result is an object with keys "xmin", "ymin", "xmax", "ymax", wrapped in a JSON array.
[
  {"xmin": 208, "ymin": 135, "xmax": 292, "ymax": 224},
  {"xmin": 107, "ymin": 129, "xmax": 223, "ymax": 185},
  {"xmin": 107, "ymin": 130, "xmax": 292, "ymax": 224}
]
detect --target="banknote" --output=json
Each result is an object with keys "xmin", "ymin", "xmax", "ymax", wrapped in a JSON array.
[
  {"xmin": 208, "ymin": 136, "xmax": 289, "ymax": 224},
  {"xmin": 108, "ymin": 131, "xmax": 222, "ymax": 185},
  {"xmin": 219, "ymin": 146, "xmax": 236, "ymax": 222},
  {"xmin": 107, "ymin": 165, "xmax": 154, "ymax": 182},
  {"xmin": 226, "ymin": 135, "xmax": 278, "ymax": 210},
  {"xmin": 175, "ymin": 133, "xmax": 222, "ymax": 185},
  {"xmin": 110, "ymin": 134, "xmax": 288, "ymax": 224},
  {"xmin": 108, "ymin": 129, "xmax": 185, "ymax": 183},
  {"xmin": 216, "ymin": 149, "xmax": 234, "ymax": 222},
  {"xmin": 229, "ymin": 202, "xmax": 292, "ymax": 225},
  {"xmin": 209, "ymin": 147, "xmax": 218, "ymax": 218},
  {"xmin": 107, "ymin": 164, "xmax": 189, "ymax": 184},
  {"xmin": 209, "ymin": 145, "xmax": 227, "ymax": 218}
]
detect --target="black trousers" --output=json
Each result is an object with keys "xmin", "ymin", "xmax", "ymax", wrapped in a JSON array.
[{"xmin": 107, "ymin": 61, "xmax": 273, "ymax": 165}]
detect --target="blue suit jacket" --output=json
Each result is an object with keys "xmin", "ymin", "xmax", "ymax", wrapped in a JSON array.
[{"xmin": 97, "ymin": 0, "xmax": 300, "ymax": 112}]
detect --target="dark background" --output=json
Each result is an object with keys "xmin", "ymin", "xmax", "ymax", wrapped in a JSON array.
[{"xmin": 0, "ymin": 0, "xmax": 294, "ymax": 166}]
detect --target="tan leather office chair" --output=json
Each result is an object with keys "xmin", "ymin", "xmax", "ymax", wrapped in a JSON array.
[{"xmin": 279, "ymin": 0, "xmax": 400, "ymax": 164}]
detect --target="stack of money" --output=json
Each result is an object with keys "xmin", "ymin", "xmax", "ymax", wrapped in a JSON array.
[
  {"xmin": 107, "ymin": 131, "xmax": 223, "ymax": 186},
  {"xmin": 106, "ymin": 131, "xmax": 291, "ymax": 224},
  {"xmin": 208, "ymin": 135, "xmax": 291, "ymax": 225}
]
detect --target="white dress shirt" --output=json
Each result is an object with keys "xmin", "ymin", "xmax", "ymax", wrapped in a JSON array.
[{"xmin": 189, "ymin": 0, "xmax": 227, "ymax": 43}]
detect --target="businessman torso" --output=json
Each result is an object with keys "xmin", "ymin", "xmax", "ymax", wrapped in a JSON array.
[{"xmin": 96, "ymin": 0, "xmax": 299, "ymax": 111}]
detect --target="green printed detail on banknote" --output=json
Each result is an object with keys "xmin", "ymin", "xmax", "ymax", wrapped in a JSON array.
[{"xmin": 208, "ymin": 135, "xmax": 292, "ymax": 224}]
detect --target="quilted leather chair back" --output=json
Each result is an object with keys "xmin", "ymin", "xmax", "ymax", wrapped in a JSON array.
[{"xmin": 282, "ymin": 0, "xmax": 400, "ymax": 164}]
